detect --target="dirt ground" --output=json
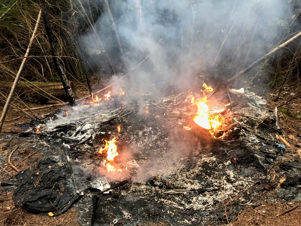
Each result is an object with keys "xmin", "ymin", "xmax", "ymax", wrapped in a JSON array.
[{"xmin": 0, "ymin": 87, "xmax": 301, "ymax": 226}]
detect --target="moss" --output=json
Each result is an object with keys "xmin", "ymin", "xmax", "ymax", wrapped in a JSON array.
[{"xmin": 279, "ymin": 107, "xmax": 301, "ymax": 120}]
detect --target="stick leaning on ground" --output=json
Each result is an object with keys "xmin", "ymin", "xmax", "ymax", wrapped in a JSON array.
[{"xmin": 0, "ymin": 10, "xmax": 42, "ymax": 133}]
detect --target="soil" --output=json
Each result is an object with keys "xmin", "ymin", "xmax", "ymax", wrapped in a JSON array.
[{"xmin": 0, "ymin": 86, "xmax": 301, "ymax": 225}]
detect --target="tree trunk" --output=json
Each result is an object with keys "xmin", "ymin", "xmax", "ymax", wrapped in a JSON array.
[
  {"xmin": 40, "ymin": 0, "xmax": 76, "ymax": 106},
  {"xmin": 103, "ymin": 0, "xmax": 126, "ymax": 67}
]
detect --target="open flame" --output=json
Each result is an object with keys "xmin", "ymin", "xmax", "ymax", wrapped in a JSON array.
[
  {"xmin": 36, "ymin": 124, "xmax": 41, "ymax": 133},
  {"xmin": 202, "ymin": 83, "xmax": 213, "ymax": 93},
  {"xmin": 119, "ymin": 88, "xmax": 125, "ymax": 96},
  {"xmin": 117, "ymin": 124, "xmax": 121, "ymax": 133},
  {"xmin": 99, "ymin": 137, "xmax": 122, "ymax": 172},
  {"xmin": 104, "ymin": 91, "xmax": 111, "ymax": 100},
  {"xmin": 145, "ymin": 106, "xmax": 149, "ymax": 114},
  {"xmin": 183, "ymin": 126, "xmax": 192, "ymax": 130},
  {"xmin": 65, "ymin": 110, "xmax": 71, "ymax": 116},
  {"xmin": 192, "ymin": 84, "xmax": 226, "ymax": 138}
]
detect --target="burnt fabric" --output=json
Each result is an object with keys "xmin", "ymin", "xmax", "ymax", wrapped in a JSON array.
[{"xmin": 13, "ymin": 156, "xmax": 79, "ymax": 215}]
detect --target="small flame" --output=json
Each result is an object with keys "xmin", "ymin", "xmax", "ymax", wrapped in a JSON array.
[
  {"xmin": 36, "ymin": 124, "xmax": 41, "ymax": 133},
  {"xmin": 106, "ymin": 162, "xmax": 122, "ymax": 172},
  {"xmin": 65, "ymin": 110, "xmax": 71, "ymax": 116},
  {"xmin": 184, "ymin": 126, "xmax": 192, "ymax": 130},
  {"xmin": 145, "ymin": 106, "xmax": 149, "ymax": 114},
  {"xmin": 40, "ymin": 115, "xmax": 45, "ymax": 118},
  {"xmin": 104, "ymin": 91, "xmax": 111, "ymax": 100},
  {"xmin": 203, "ymin": 83, "xmax": 213, "ymax": 92},
  {"xmin": 117, "ymin": 125, "xmax": 121, "ymax": 133},
  {"xmin": 119, "ymin": 88, "xmax": 125, "ymax": 96},
  {"xmin": 191, "ymin": 96, "xmax": 195, "ymax": 104},
  {"xmin": 90, "ymin": 92, "xmax": 102, "ymax": 104}
]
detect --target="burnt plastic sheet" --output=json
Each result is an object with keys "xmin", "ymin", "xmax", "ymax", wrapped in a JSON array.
[{"xmin": 12, "ymin": 156, "xmax": 79, "ymax": 215}]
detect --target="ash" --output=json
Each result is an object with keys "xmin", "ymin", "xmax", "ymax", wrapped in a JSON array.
[{"xmin": 9, "ymin": 90, "xmax": 288, "ymax": 225}]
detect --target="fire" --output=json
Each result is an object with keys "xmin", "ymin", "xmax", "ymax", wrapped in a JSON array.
[
  {"xmin": 36, "ymin": 124, "xmax": 41, "ymax": 133},
  {"xmin": 184, "ymin": 126, "xmax": 192, "ymax": 130},
  {"xmin": 106, "ymin": 162, "xmax": 122, "ymax": 172},
  {"xmin": 203, "ymin": 83, "xmax": 213, "ymax": 92},
  {"xmin": 99, "ymin": 137, "xmax": 122, "ymax": 172},
  {"xmin": 104, "ymin": 91, "xmax": 111, "ymax": 100},
  {"xmin": 145, "ymin": 106, "xmax": 149, "ymax": 114},
  {"xmin": 192, "ymin": 84, "xmax": 226, "ymax": 138},
  {"xmin": 117, "ymin": 125, "xmax": 121, "ymax": 133},
  {"xmin": 90, "ymin": 92, "xmax": 101, "ymax": 104},
  {"xmin": 119, "ymin": 88, "xmax": 125, "ymax": 96},
  {"xmin": 65, "ymin": 110, "xmax": 71, "ymax": 116}
]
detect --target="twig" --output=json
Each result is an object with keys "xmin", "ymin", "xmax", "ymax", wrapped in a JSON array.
[
  {"xmin": 8, "ymin": 146, "xmax": 20, "ymax": 172},
  {"xmin": 275, "ymin": 107, "xmax": 281, "ymax": 130},
  {"xmin": 22, "ymin": 103, "xmax": 67, "ymax": 111},
  {"xmin": 17, "ymin": 150, "xmax": 40, "ymax": 167},
  {"xmin": 276, "ymin": 134, "xmax": 292, "ymax": 148},
  {"xmin": 277, "ymin": 204, "xmax": 299, "ymax": 217},
  {"xmin": 0, "ymin": 9, "xmax": 42, "ymax": 133},
  {"xmin": 277, "ymin": 92, "xmax": 301, "ymax": 108},
  {"xmin": 4, "ymin": 116, "xmax": 22, "ymax": 122},
  {"xmin": 223, "ymin": 202, "xmax": 229, "ymax": 224},
  {"xmin": 0, "ymin": 1, "xmax": 18, "ymax": 19},
  {"xmin": 251, "ymin": 207, "xmax": 265, "ymax": 216}
]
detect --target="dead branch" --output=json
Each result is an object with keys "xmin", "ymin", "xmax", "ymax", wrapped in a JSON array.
[
  {"xmin": 17, "ymin": 150, "xmax": 40, "ymax": 167},
  {"xmin": 0, "ymin": 10, "xmax": 42, "ymax": 133},
  {"xmin": 275, "ymin": 107, "xmax": 281, "ymax": 130},
  {"xmin": 22, "ymin": 103, "xmax": 68, "ymax": 111},
  {"xmin": 277, "ymin": 204, "xmax": 299, "ymax": 217},
  {"xmin": 228, "ymin": 31, "xmax": 301, "ymax": 83},
  {"xmin": 8, "ymin": 146, "xmax": 20, "ymax": 172},
  {"xmin": 276, "ymin": 135, "xmax": 292, "ymax": 148},
  {"xmin": 4, "ymin": 116, "xmax": 22, "ymax": 122},
  {"xmin": 277, "ymin": 92, "xmax": 301, "ymax": 108}
]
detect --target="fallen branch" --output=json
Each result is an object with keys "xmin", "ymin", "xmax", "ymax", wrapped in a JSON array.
[
  {"xmin": 22, "ymin": 103, "xmax": 67, "ymax": 111},
  {"xmin": 228, "ymin": 31, "xmax": 301, "ymax": 83},
  {"xmin": 0, "ymin": 9, "xmax": 42, "ymax": 133},
  {"xmin": 275, "ymin": 107, "xmax": 281, "ymax": 130},
  {"xmin": 17, "ymin": 150, "xmax": 40, "ymax": 167},
  {"xmin": 277, "ymin": 204, "xmax": 299, "ymax": 217},
  {"xmin": 276, "ymin": 134, "xmax": 292, "ymax": 148},
  {"xmin": 4, "ymin": 116, "xmax": 22, "ymax": 122},
  {"xmin": 277, "ymin": 92, "xmax": 301, "ymax": 108},
  {"xmin": 8, "ymin": 147, "xmax": 20, "ymax": 172}
]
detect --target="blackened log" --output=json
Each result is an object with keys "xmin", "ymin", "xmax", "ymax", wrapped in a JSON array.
[{"xmin": 40, "ymin": 0, "xmax": 76, "ymax": 106}]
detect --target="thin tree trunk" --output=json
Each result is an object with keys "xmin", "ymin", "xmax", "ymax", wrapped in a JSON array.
[
  {"xmin": 0, "ymin": 10, "xmax": 42, "ymax": 133},
  {"xmin": 103, "ymin": 0, "xmax": 126, "ymax": 66},
  {"xmin": 40, "ymin": 0, "xmax": 76, "ymax": 106}
]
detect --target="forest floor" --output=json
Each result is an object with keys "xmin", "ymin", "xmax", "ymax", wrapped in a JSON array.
[{"xmin": 0, "ymin": 84, "xmax": 300, "ymax": 226}]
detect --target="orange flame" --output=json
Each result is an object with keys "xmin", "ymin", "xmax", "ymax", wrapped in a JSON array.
[
  {"xmin": 90, "ymin": 92, "xmax": 102, "ymax": 104},
  {"xmin": 145, "ymin": 106, "xmax": 149, "ymax": 114},
  {"xmin": 119, "ymin": 88, "xmax": 125, "ymax": 96},
  {"xmin": 99, "ymin": 137, "xmax": 122, "ymax": 172},
  {"xmin": 104, "ymin": 91, "xmax": 111, "ymax": 100},
  {"xmin": 36, "ymin": 124, "xmax": 41, "ymax": 133},
  {"xmin": 106, "ymin": 162, "xmax": 122, "ymax": 172},
  {"xmin": 117, "ymin": 125, "xmax": 121, "ymax": 133},
  {"xmin": 192, "ymin": 84, "xmax": 226, "ymax": 138},
  {"xmin": 203, "ymin": 83, "xmax": 213, "ymax": 92},
  {"xmin": 183, "ymin": 126, "xmax": 192, "ymax": 130},
  {"xmin": 65, "ymin": 110, "xmax": 71, "ymax": 116}
]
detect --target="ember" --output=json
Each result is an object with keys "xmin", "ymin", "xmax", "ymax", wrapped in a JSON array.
[
  {"xmin": 35, "ymin": 124, "xmax": 41, "ymax": 133},
  {"xmin": 65, "ymin": 110, "xmax": 71, "ymax": 116},
  {"xmin": 145, "ymin": 106, "xmax": 149, "ymax": 114},
  {"xmin": 183, "ymin": 126, "xmax": 192, "ymax": 130},
  {"xmin": 119, "ymin": 88, "xmax": 125, "ymax": 96}
]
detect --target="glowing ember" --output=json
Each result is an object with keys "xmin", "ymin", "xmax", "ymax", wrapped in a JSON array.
[
  {"xmin": 203, "ymin": 83, "xmax": 213, "ymax": 92},
  {"xmin": 117, "ymin": 124, "xmax": 121, "ymax": 133},
  {"xmin": 40, "ymin": 114, "xmax": 45, "ymax": 118},
  {"xmin": 192, "ymin": 84, "xmax": 226, "ymax": 138},
  {"xmin": 145, "ymin": 106, "xmax": 149, "ymax": 114},
  {"xmin": 104, "ymin": 91, "xmax": 111, "ymax": 100},
  {"xmin": 183, "ymin": 126, "xmax": 192, "ymax": 130},
  {"xmin": 119, "ymin": 88, "xmax": 125, "ymax": 96},
  {"xmin": 65, "ymin": 110, "xmax": 71, "ymax": 116},
  {"xmin": 36, "ymin": 124, "xmax": 41, "ymax": 133}
]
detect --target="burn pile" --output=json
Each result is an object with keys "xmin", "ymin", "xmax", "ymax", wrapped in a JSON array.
[{"xmin": 1, "ymin": 83, "xmax": 293, "ymax": 225}]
